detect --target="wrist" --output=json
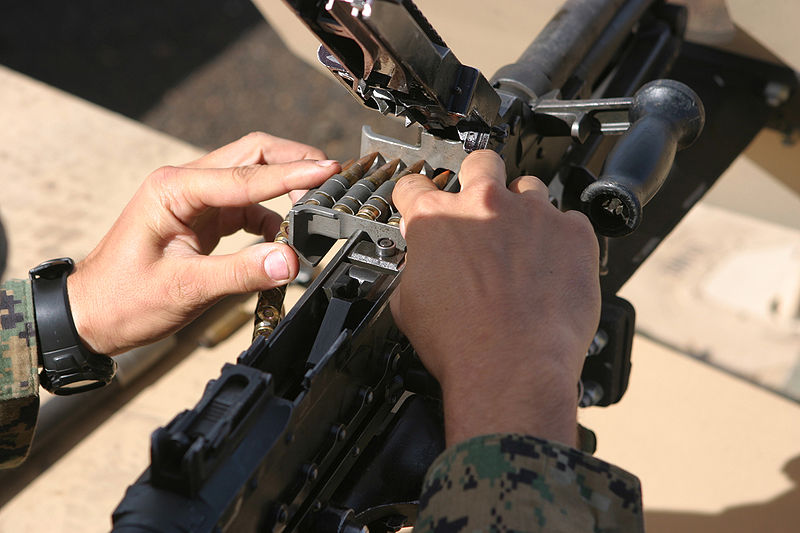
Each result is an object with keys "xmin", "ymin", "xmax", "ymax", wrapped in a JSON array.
[
  {"xmin": 440, "ymin": 368, "xmax": 579, "ymax": 448},
  {"xmin": 65, "ymin": 263, "xmax": 104, "ymax": 354}
]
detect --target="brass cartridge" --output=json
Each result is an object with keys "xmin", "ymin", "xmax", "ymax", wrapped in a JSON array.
[
  {"xmin": 253, "ymin": 286, "xmax": 287, "ymax": 339},
  {"xmin": 304, "ymin": 152, "xmax": 378, "ymax": 207},
  {"xmin": 333, "ymin": 159, "xmax": 401, "ymax": 215},
  {"xmin": 356, "ymin": 160, "xmax": 425, "ymax": 221}
]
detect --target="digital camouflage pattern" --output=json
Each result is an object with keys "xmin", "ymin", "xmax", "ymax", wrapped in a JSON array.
[
  {"xmin": 415, "ymin": 433, "xmax": 643, "ymax": 533},
  {"xmin": 0, "ymin": 279, "xmax": 39, "ymax": 469}
]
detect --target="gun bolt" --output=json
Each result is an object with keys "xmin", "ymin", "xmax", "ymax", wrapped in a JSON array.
[{"xmin": 376, "ymin": 238, "xmax": 396, "ymax": 257}]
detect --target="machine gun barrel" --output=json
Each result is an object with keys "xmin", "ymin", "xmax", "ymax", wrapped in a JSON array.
[{"xmin": 492, "ymin": 0, "xmax": 653, "ymax": 99}]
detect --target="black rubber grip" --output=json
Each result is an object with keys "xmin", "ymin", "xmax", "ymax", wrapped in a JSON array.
[{"xmin": 581, "ymin": 79, "xmax": 704, "ymax": 237}]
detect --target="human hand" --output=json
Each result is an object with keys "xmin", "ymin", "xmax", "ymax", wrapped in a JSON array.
[
  {"xmin": 67, "ymin": 132, "xmax": 340, "ymax": 355},
  {"xmin": 390, "ymin": 150, "xmax": 600, "ymax": 447}
]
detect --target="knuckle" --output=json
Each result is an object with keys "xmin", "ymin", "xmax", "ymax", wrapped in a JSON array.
[
  {"xmin": 412, "ymin": 194, "xmax": 441, "ymax": 216},
  {"xmin": 243, "ymin": 131, "xmax": 272, "ymax": 144},
  {"xmin": 565, "ymin": 210, "xmax": 599, "ymax": 248},
  {"xmin": 565, "ymin": 209, "xmax": 593, "ymax": 233},
  {"xmin": 468, "ymin": 179, "xmax": 506, "ymax": 212},
  {"xmin": 468, "ymin": 149, "xmax": 501, "ymax": 164},
  {"xmin": 522, "ymin": 175, "xmax": 547, "ymax": 192},
  {"xmin": 147, "ymin": 166, "xmax": 182, "ymax": 209},
  {"xmin": 227, "ymin": 260, "xmax": 256, "ymax": 293},
  {"xmin": 231, "ymin": 164, "xmax": 261, "ymax": 189},
  {"xmin": 149, "ymin": 165, "xmax": 179, "ymax": 188}
]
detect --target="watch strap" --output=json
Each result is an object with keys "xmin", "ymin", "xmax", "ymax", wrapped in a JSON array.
[{"xmin": 30, "ymin": 258, "xmax": 116, "ymax": 395}]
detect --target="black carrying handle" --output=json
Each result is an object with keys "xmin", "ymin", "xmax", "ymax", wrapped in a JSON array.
[{"xmin": 581, "ymin": 79, "xmax": 705, "ymax": 237}]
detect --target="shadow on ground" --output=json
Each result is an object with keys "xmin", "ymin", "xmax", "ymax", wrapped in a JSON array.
[
  {"xmin": 0, "ymin": 0, "xmax": 413, "ymax": 160},
  {"xmin": 645, "ymin": 454, "xmax": 800, "ymax": 533}
]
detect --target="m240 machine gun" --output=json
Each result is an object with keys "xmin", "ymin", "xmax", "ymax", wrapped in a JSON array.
[{"xmin": 112, "ymin": 0, "xmax": 799, "ymax": 531}]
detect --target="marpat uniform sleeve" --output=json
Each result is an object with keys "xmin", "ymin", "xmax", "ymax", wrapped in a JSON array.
[
  {"xmin": 0, "ymin": 279, "xmax": 39, "ymax": 469},
  {"xmin": 414, "ymin": 433, "xmax": 643, "ymax": 533}
]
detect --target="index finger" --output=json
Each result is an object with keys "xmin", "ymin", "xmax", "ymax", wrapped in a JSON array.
[
  {"xmin": 392, "ymin": 173, "xmax": 439, "ymax": 216},
  {"xmin": 183, "ymin": 132, "xmax": 328, "ymax": 169},
  {"xmin": 457, "ymin": 150, "xmax": 507, "ymax": 189},
  {"xmin": 157, "ymin": 160, "xmax": 340, "ymax": 224}
]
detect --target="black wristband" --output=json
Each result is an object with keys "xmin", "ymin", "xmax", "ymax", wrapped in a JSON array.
[{"xmin": 30, "ymin": 258, "xmax": 116, "ymax": 395}]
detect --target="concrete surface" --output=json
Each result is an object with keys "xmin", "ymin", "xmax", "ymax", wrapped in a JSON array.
[
  {"xmin": 581, "ymin": 335, "xmax": 800, "ymax": 532},
  {"xmin": 0, "ymin": 1, "xmax": 799, "ymax": 532}
]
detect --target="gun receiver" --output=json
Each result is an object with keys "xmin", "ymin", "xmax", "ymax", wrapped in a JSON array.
[{"xmin": 113, "ymin": 0, "xmax": 800, "ymax": 531}]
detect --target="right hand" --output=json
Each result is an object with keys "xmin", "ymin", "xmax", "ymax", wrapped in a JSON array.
[{"xmin": 390, "ymin": 150, "xmax": 601, "ymax": 447}]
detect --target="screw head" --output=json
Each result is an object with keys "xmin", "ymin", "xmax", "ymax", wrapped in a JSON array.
[
  {"xmin": 332, "ymin": 424, "xmax": 347, "ymax": 441},
  {"xmin": 275, "ymin": 504, "xmax": 288, "ymax": 524},
  {"xmin": 304, "ymin": 463, "xmax": 319, "ymax": 482},
  {"xmin": 361, "ymin": 387, "xmax": 374, "ymax": 404}
]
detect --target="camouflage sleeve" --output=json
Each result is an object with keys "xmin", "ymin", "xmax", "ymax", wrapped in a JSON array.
[
  {"xmin": 414, "ymin": 433, "xmax": 643, "ymax": 533},
  {"xmin": 0, "ymin": 279, "xmax": 39, "ymax": 469}
]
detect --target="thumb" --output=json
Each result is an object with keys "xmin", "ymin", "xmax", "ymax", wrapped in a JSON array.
[{"xmin": 188, "ymin": 242, "xmax": 300, "ymax": 301}]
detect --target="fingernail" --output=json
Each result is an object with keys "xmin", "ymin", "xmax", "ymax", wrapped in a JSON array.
[
  {"xmin": 264, "ymin": 250, "xmax": 290, "ymax": 281},
  {"xmin": 316, "ymin": 159, "xmax": 338, "ymax": 167}
]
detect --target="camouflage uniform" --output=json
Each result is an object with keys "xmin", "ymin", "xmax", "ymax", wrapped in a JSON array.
[
  {"xmin": 415, "ymin": 433, "xmax": 643, "ymax": 532},
  {"xmin": 0, "ymin": 279, "xmax": 39, "ymax": 469}
]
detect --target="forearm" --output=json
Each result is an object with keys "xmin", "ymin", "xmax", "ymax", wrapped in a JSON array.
[{"xmin": 0, "ymin": 279, "xmax": 40, "ymax": 469}]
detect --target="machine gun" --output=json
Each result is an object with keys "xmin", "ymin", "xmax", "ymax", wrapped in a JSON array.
[{"xmin": 112, "ymin": 0, "xmax": 798, "ymax": 531}]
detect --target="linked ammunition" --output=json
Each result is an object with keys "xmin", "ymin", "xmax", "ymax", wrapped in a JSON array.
[
  {"xmin": 304, "ymin": 152, "xmax": 378, "ymax": 207},
  {"xmin": 259, "ymin": 158, "xmax": 364, "ymax": 339},
  {"xmin": 356, "ymin": 160, "xmax": 425, "ymax": 221},
  {"xmin": 333, "ymin": 158, "xmax": 401, "ymax": 215},
  {"xmin": 276, "ymin": 159, "xmax": 357, "ymax": 243},
  {"xmin": 253, "ymin": 286, "xmax": 286, "ymax": 339},
  {"xmin": 386, "ymin": 210, "xmax": 402, "ymax": 227}
]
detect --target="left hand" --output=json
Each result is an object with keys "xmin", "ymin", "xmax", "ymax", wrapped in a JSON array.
[{"xmin": 67, "ymin": 132, "xmax": 340, "ymax": 355}]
